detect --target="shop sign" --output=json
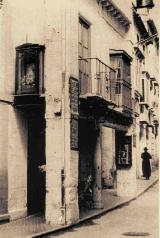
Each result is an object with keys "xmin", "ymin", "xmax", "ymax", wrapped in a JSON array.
[
  {"xmin": 69, "ymin": 77, "xmax": 79, "ymax": 115},
  {"xmin": 69, "ymin": 77, "xmax": 79, "ymax": 150},
  {"xmin": 70, "ymin": 114, "xmax": 78, "ymax": 150}
]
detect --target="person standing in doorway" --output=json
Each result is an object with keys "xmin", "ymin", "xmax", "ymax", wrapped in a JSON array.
[{"xmin": 141, "ymin": 147, "xmax": 152, "ymax": 180}]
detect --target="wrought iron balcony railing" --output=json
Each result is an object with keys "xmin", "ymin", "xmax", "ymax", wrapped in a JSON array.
[
  {"xmin": 79, "ymin": 58, "xmax": 116, "ymax": 104},
  {"xmin": 79, "ymin": 58, "xmax": 132, "ymax": 113}
]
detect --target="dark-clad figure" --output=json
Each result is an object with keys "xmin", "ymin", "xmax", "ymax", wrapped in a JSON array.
[{"xmin": 141, "ymin": 147, "xmax": 152, "ymax": 180}]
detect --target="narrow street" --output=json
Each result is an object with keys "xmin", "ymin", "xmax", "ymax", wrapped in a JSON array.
[{"xmin": 46, "ymin": 183, "xmax": 158, "ymax": 238}]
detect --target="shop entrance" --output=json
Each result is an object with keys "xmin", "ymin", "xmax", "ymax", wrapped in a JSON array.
[
  {"xmin": 78, "ymin": 119, "xmax": 98, "ymax": 210},
  {"xmin": 27, "ymin": 107, "xmax": 46, "ymax": 215}
]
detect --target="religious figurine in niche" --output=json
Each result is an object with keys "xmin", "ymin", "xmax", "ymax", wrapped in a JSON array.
[{"xmin": 22, "ymin": 63, "xmax": 36, "ymax": 88}]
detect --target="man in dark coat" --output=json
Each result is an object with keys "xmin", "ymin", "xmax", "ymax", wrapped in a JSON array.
[{"xmin": 141, "ymin": 147, "xmax": 152, "ymax": 180}]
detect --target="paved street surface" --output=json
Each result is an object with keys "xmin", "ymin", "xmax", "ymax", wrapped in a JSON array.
[
  {"xmin": 0, "ymin": 175, "xmax": 158, "ymax": 238},
  {"xmin": 46, "ymin": 183, "xmax": 158, "ymax": 238}
]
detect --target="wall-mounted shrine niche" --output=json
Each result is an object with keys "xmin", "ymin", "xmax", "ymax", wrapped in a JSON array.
[{"xmin": 15, "ymin": 44, "xmax": 45, "ymax": 95}]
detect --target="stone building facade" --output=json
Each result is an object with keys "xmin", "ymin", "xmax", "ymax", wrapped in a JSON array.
[
  {"xmin": 0, "ymin": 0, "xmax": 159, "ymax": 226},
  {"xmin": 132, "ymin": 0, "xmax": 159, "ymax": 177}
]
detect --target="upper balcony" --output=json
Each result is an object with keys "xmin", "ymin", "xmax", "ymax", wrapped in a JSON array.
[
  {"xmin": 115, "ymin": 80, "xmax": 132, "ymax": 115},
  {"xmin": 79, "ymin": 58, "xmax": 116, "ymax": 105},
  {"xmin": 79, "ymin": 57, "xmax": 132, "ymax": 116},
  {"xmin": 135, "ymin": 0, "xmax": 154, "ymax": 9},
  {"xmin": 110, "ymin": 49, "xmax": 133, "ymax": 116}
]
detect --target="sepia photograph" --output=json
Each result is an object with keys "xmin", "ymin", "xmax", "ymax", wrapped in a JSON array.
[{"xmin": 0, "ymin": 0, "xmax": 159, "ymax": 237}]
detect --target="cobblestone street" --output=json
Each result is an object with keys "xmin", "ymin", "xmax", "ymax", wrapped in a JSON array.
[{"xmin": 46, "ymin": 183, "xmax": 159, "ymax": 238}]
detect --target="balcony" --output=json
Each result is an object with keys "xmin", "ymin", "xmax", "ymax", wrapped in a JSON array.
[
  {"xmin": 135, "ymin": 0, "xmax": 154, "ymax": 9},
  {"xmin": 79, "ymin": 57, "xmax": 132, "ymax": 116},
  {"xmin": 115, "ymin": 80, "xmax": 132, "ymax": 115},
  {"xmin": 79, "ymin": 58, "xmax": 116, "ymax": 105},
  {"xmin": 110, "ymin": 49, "xmax": 133, "ymax": 116}
]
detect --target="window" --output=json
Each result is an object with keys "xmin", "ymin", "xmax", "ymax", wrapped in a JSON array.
[
  {"xmin": 16, "ymin": 44, "xmax": 45, "ymax": 95},
  {"xmin": 136, "ymin": 58, "xmax": 143, "ymax": 92},
  {"xmin": 78, "ymin": 18, "xmax": 90, "ymax": 59},
  {"xmin": 110, "ymin": 50, "xmax": 132, "ymax": 110},
  {"xmin": 79, "ymin": 18, "xmax": 90, "ymax": 94},
  {"xmin": 143, "ymin": 45, "xmax": 145, "ymax": 52},
  {"xmin": 110, "ymin": 53, "xmax": 131, "ymax": 83},
  {"xmin": 123, "ymin": 59, "xmax": 131, "ymax": 83},
  {"xmin": 156, "ymin": 40, "xmax": 159, "ymax": 56},
  {"xmin": 141, "ymin": 78, "xmax": 145, "ymax": 101},
  {"xmin": 155, "ymin": 125, "xmax": 158, "ymax": 138},
  {"xmin": 136, "ymin": 0, "xmax": 143, "ymax": 7}
]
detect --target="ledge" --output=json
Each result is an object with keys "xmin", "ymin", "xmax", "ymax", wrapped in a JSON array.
[
  {"xmin": 134, "ymin": 0, "xmax": 154, "ymax": 9},
  {"xmin": 139, "ymin": 102, "xmax": 149, "ymax": 107},
  {"xmin": 142, "ymin": 70, "xmax": 150, "ymax": 79},
  {"xmin": 134, "ymin": 89, "xmax": 143, "ymax": 98},
  {"xmin": 134, "ymin": 112, "xmax": 140, "ymax": 117},
  {"xmin": 134, "ymin": 46, "xmax": 145, "ymax": 59},
  {"xmin": 79, "ymin": 93, "xmax": 116, "ymax": 114},
  {"xmin": 0, "ymin": 213, "xmax": 10, "ymax": 223},
  {"xmin": 110, "ymin": 49, "xmax": 133, "ymax": 62},
  {"xmin": 13, "ymin": 94, "xmax": 45, "ymax": 109},
  {"xmin": 150, "ymin": 78, "xmax": 159, "ymax": 86},
  {"xmin": 9, "ymin": 208, "xmax": 27, "ymax": 221},
  {"xmin": 97, "ymin": 0, "xmax": 131, "ymax": 30}
]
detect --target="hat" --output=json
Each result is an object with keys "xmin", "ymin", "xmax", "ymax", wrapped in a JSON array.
[{"xmin": 144, "ymin": 147, "xmax": 148, "ymax": 151}]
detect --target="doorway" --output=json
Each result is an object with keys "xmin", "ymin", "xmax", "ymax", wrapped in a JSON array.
[
  {"xmin": 27, "ymin": 107, "xmax": 46, "ymax": 215},
  {"xmin": 78, "ymin": 119, "xmax": 98, "ymax": 210}
]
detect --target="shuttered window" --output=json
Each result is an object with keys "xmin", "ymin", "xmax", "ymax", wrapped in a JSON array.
[{"xmin": 78, "ymin": 18, "xmax": 90, "ymax": 94}]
